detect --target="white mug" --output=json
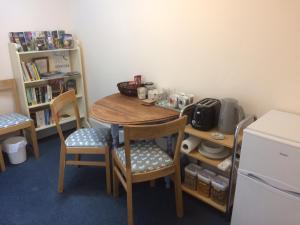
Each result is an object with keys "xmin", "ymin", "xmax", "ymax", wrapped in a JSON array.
[{"xmin": 137, "ymin": 87, "xmax": 147, "ymax": 100}]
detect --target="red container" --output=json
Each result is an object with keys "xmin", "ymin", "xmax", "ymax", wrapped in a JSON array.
[{"xmin": 134, "ymin": 75, "xmax": 142, "ymax": 86}]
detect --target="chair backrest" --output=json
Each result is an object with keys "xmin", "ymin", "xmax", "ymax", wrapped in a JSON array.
[
  {"xmin": 50, "ymin": 90, "xmax": 81, "ymax": 144},
  {"xmin": 123, "ymin": 116, "xmax": 187, "ymax": 171},
  {"xmin": 0, "ymin": 79, "xmax": 20, "ymax": 113}
]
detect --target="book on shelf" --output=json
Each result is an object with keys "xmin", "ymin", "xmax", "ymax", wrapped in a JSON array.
[
  {"xmin": 32, "ymin": 109, "xmax": 52, "ymax": 128},
  {"xmin": 21, "ymin": 61, "xmax": 43, "ymax": 82},
  {"xmin": 26, "ymin": 85, "xmax": 53, "ymax": 106},
  {"xmin": 36, "ymin": 110, "xmax": 45, "ymax": 127},
  {"xmin": 48, "ymin": 79, "xmax": 64, "ymax": 97},
  {"xmin": 21, "ymin": 62, "xmax": 31, "ymax": 82}
]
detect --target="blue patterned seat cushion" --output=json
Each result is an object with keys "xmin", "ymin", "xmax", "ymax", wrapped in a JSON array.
[
  {"xmin": 115, "ymin": 140, "xmax": 173, "ymax": 173},
  {"xmin": 65, "ymin": 128, "xmax": 111, "ymax": 147},
  {"xmin": 0, "ymin": 113, "xmax": 30, "ymax": 129}
]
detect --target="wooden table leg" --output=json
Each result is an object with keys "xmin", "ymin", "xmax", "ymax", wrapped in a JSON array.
[{"xmin": 111, "ymin": 124, "xmax": 119, "ymax": 148}]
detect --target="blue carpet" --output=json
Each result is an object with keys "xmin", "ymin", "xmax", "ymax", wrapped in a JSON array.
[{"xmin": 0, "ymin": 135, "xmax": 230, "ymax": 225}]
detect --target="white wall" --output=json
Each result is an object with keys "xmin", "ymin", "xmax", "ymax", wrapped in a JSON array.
[
  {"xmin": 0, "ymin": 0, "xmax": 73, "ymax": 112},
  {"xmin": 72, "ymin": 0, "xmax": 300, "ymax": 117},
  {"xmin": 2, "ymin": 1, "xmax": 300, "ymax": 117}
]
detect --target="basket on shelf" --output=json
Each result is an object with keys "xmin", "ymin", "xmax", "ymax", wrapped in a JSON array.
[{"xmin": 117, "ymin": 82, "xmax": 143, "ymax": 97}]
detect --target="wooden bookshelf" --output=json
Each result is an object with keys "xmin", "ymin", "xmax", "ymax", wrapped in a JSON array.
[
  {"xmin": 18, "ymin": 48, "xmax": 77, "ymax": 55},
  {"xmin": 181, "ymin": 184, "xmax": 226, "ymax": 213},
  {"xmin": 24, "ymin": 73, "xmax": 80, "ymax": 86},
  {"xmin": 28, "ymin": 95, "xmax": 82, "ymax": 109},
  {"xmin": 35, "ymin": 115, "xmax": 83, "ymax": 131},
  {"xmin": 9, "ymin": 41, "xmax": 88, "ymax": 138}
]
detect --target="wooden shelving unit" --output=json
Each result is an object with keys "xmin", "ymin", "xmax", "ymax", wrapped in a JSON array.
[
  {"xmin": 180, "ymin": 115, "xmax": 255, "ymax": 215},
  {"xmin": 184, "ymin": 124, "xmax": 242, "ymax": 149},
  {"xmin": 182, "ymin": 149, "xmax": 225, "ymax": 168},
  {"xmin": 28, "ymin": 95, "xmax": 82, "ymax": 109},
  {"xmin": 181, "ymin": 125, "xmax": 235, "ymax": 213},
  {"xmin": 35, "ymin": 115, "xmax": 84, "ymax": 131},
  {"xmin": 8, "ymin": 41, "xmax": 88, "ymax": 138}
]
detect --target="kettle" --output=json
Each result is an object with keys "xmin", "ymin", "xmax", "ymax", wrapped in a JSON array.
[{"xmin": 218, "ymin": 98, "xmax": 245, "ymax": 134}]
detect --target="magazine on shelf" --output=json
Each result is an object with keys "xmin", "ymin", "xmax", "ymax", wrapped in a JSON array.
[
  {"xmin": 17, "ymin": 32, "xmax": 28, "ymax": 51},
  {"xmin": 44, "ymin": 31, "xmax": 55, "ymax": 50},
  {"xmin": 57, "ymin": 30, "xmax": 65, "ymax": 48},
  {"xmin": 9, "ymin": 29, "xmax": 74, "ymax": 52},
  {"xmin": 24, "ymin": 32, "xmax": 35, "ymax": 51},
  {"xmin": 34, "ymin": 31, "xmax": 47, "ymax": 51},
  {"xmin": 9, "ymin": 32, "xmax": 22, "ymax": 51}
]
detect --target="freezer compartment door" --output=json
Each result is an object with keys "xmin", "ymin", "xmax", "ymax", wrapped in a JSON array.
[
  {"xmin": 231, "ymin": 172, "xmax": 300, "ymax": 225},
  {"xmin": 239, "ymin": 131, "xmax": 300, "ymax": 189}
]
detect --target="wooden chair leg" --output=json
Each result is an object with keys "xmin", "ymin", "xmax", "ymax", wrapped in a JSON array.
[
  {"xmin": 105, "ymin": 147, "xmax": 111, "ymax": 194},
  {"xmin": 174, "ymin": 163, "xmax": 183, "ymax": 217},
  {"xmin": 58, "ymin": 146, "xmax": 66, "ymax": 193},
  {"xmin": 150, "ymin": 179, "xmax": 156, "ymax": 187},
  {"xmin": 74, "ymin": 154, "xmax": 80, "ymax": 161},
  {"xmin": 112, "ymin": 158, "xmax": 119, "ymax": 197},
  {"xmin": 74, "ymin": 154, "xmax": 81, "ymax": 168},
  {"xmin": 0, "ymin": 149, "xmax": 6, "ymax": 172},
  {"xmin": 127, "ymin": 180, "xmax": 133, "ymax": 225},
  {"xmin": 29, "ymin": 121, "xmax": 40, "ymax": 158}
]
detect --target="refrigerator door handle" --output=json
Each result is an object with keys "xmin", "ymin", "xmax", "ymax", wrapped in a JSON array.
[{"xmin": 247, "ymin": 173, "xmax": 300, "ymax": 199}]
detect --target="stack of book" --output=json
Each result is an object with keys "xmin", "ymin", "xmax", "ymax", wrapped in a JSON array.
[
  {"xmin": 9, "ymin": 30, "xmax": 73, "ymax": 52},
  {"xmin": 31, "ymin": 109, "xmax": 52, "ymax": 128},
  {"xmin": 21, "ymin": 61, "xmax": 41, "ymax": 81},
  {"xmin": 26, "ymin": 85, "xmax": 52, "ymax": 106}
]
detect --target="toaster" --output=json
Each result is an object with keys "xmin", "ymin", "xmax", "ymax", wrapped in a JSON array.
[{"xmin": 191, "ymin": 98, "xmax": 221, "ymax": 131}]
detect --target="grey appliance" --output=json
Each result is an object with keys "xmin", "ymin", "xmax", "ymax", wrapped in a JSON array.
[{"xmin": 218, "ymin": 98, "xmax": 245, "ymax": 134}]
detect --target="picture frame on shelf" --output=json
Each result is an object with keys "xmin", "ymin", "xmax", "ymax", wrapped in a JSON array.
[{"xmin": 32, "ymin": 57, "xmax": 49, "ymax": 74}]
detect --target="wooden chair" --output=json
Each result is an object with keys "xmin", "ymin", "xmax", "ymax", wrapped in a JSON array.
[
  {"xmin": 112, "ymin": 116, "xmax": 187, "ymax": 225},
  {"xmin": 0, "ymin": 79, "xmax": 39, "ymax": 170},
  {"xmin": 50, "ymin": 90, "xmax": 111, "ymax": 193}
]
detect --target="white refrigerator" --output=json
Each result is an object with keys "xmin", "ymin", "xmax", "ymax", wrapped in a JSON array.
[{"xmin": 231, "ymin": 110, "xmax": 300, "ymax": 225}]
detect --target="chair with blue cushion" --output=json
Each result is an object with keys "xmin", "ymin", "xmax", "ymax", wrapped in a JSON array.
[
  {"xmin": 50, "ymin": 90, "xmax": 111, "ymax": 193},
  {"xmin": 112, "ymin": 116, "xmax": 187, "ymax": 225},
  {"xmin": 0, "ymin": 79, "xmax": 39, "ymax": 170}
]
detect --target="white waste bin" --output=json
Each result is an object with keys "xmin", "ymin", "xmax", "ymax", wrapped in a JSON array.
[{"xmin": 3, "ymin": 136, "xmax": 27, "ymax": 164}]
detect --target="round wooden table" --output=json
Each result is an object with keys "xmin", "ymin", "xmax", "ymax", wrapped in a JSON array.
[
  {"xmin": 90, "ymin": 93, "xmax": 179, "ymax": 146},
  {"xmin": 91, "ymin": 93, "xmax": 179, "ymax": 125}
]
